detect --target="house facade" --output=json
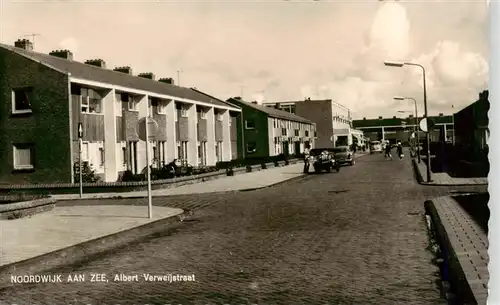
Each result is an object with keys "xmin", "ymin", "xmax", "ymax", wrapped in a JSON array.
[
  {"xmin": 453, "ymin": 90, "xmax": 489, "ymax": 160},
  {"xmin": 0, "ymin": 39, "xmax": 240, "ymax": 184},
  {"xmin": 352, "ymin": 114, "xmax": 454, "ymax": 145},
  {"xmin": 226, "ymin": 97, "xmax": 316, "ymax": 158},
  {"xmin": 262, "ymin": 99, "xmax": 365, "ymax": 148}
]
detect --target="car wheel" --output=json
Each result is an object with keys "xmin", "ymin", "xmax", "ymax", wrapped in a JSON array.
[
  {"xmin": 336, "ymin": 166, "xmax": 340, "ymax": 172},
  {"xmin": 350, "ymin": 160, "xmax": 355, "ymax": 166},
  {"xmin": 326, "ymin": 166, "xmax": 331, "ymax": 173}
]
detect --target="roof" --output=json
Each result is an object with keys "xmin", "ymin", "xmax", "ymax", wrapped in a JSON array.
[
  {"xmin": 263, "ymin": 99, "xmax": 350, "ymax": 111},
  {"xmin": 226, "ymin": 98, "xmax": 313, "ymax": 124},
  {"xmin": 0, "ymin": 44, "xmax": 237, "ymax": 110},
  {"xmin": 353, "ymin": 115, "xmax": 453, "ymax": 128},
  {"xmin": 190, "ymin": 88, "xmax": 241, "ymax": 111}
]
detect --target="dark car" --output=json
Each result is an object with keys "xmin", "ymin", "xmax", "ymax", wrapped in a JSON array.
[
  {"xmin": 305, "ymin": 148, "xmax": 340, "ymax": 173},
  {"xmin": 331, "ymin": 146, "xmax": 355, "ymax": 166}
]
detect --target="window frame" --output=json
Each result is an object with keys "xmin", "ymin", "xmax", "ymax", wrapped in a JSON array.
[
  {"xmin": 11, "ymin": 87, "xmax": 34, "ymax": 114},
  {"xmin": 127, "ymin": 95, "xmax": 139, "ymax": 112},
  {"xmin": 245, "ymin": 119, "xmax": 256, "ymax": 130},
  {"xmin": 180, "ymin": 108, "xmax": 188, "ymax": 117},
  {"xmin": 246, "ymin": 141, "xmax": 257, "ymax": 153},
  {"xmin": 12, "ymin": 143, "xmax": 35, "ymax": 170}
]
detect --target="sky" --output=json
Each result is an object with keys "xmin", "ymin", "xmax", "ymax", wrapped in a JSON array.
[{"xmin": 0, "ymin": 0, "xmax": 489, "ymax": 119}]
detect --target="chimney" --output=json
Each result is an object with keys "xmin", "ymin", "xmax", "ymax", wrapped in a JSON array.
[
  {"xmin": 158, "ymin": 77, "xmax": 174, "ymax": 85},
  {"xmin": 113, "ymin": 66, "xmax": 133, "ymax": 74},
  {"xmin": 49, "ymin": 49, "xmax": 73, "ymax": 60},
  {"xmin": 363, "ymin": 117, "xmax": 366, "ymax": 120},
  {"xmin": 393, "ymin": 116, "xmax": 396, "ymax": 119},
  {"xmin": 251, "ymin": 101, "xmax": 258, "ymax": 104},
  {"xmin": 409, "ymin": 114, "xmax": 414, "ymax": 118},
  {"xmin": 138, "ymin": 72, "xmax": 155, "ymax": 80},
  {"xmin": 84, "ymin": 59, "xmax": 106, "ymax": 68},
  {"xmin": 232, "ymin": 96, "xmax": 242, "ymax": 100},
  {"xmin": 378, "ymin": 116, "xmax": 383, "ymax": 119},
  {"xmin": 14, "ymin": 39, "xmax": 33, "ymax": 51},
  {"xmin": 439, "ymin": 113, "xmax": 443, "ymax": 116}
]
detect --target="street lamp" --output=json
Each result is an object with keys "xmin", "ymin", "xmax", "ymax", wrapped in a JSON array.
[
  {"xmin": 394, "ymin": 96, "xmax": 421, "ymax": 163},
  {"xmin": 385, "ymin": 60, "xmax": 431, "ymax": 182}
]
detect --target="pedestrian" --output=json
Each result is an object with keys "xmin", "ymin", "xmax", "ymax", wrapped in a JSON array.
[
  {"xmin": 303, "ymin": 146, "xmax": 311, "ymax": 173},
  {"xmin": 397, "ymin": 142, "xmax": 404, "ymax": 159},
  {"xmin": 384, "ymin": 142, "xmax": 393, "ymax": 160}
]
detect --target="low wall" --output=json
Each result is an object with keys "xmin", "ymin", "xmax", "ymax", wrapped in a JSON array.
[
  {"xmin": 0, "ymin": 159, "xmax": 300, "ymax": 195},
  {"xmin": 0, "ymin": 196, "xmax": 57, "ymax": 220}
]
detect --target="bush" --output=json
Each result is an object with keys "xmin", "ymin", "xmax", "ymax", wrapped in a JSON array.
[
  {"xmin": 246, "ymin": 164, "xmax": 252, "ymax": 172},
  {"xmin": 73, "ymin": 160, "xmax": 101, "ymax": 183},
  {"xmin": 261, "ymin": 163, "xmax": 267, "ymax": 169}
]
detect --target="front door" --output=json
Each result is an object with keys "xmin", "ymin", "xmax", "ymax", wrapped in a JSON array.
[
  {"xmin": 294, "ymin": 141, "xmax": 301, "ymax": 155},
  {"xmin": 282, "ymin": 141, "xmax": 289, "ymax": 156}
]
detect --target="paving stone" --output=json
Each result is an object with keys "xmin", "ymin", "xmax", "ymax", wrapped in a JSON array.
[{"xmin": 0, "ymin": 153, "xmax": 460, "ymax": 304}]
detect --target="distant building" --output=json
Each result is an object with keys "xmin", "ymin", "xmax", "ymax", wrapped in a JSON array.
[
  {"xmin": 226, "ymin": 97, "xmax": 316, "ymax": 158},
  {"xmin": 0, "ymin": 39, "xmax": 240, "ymax": 184},
  {"xmin": 352, "ymin": 114, "xmax": 454, "ymax": 145},
  {"xmin": 261, "ymin": 99, "xmax": 365, "ymax": 148}
]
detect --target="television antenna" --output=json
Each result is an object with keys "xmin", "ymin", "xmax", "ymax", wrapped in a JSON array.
[{"xmin": 22, "ymin": 33, "xmax": 41, "ymax": 48}]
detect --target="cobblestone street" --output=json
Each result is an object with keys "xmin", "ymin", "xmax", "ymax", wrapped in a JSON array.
[{"xmin": 0, "ymin": 153, "xmax": 486, "ymax": 304}]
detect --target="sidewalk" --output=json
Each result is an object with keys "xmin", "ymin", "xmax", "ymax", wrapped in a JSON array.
[
  {"xmin": 413, "ymin": 158, "xmax": 488, "ymax": 186},
  {"xmin": 0, "ymin": 205, "xmax": 183, "ymax": 269},
  {"xmin": 53, "ymin": 162, "xmax": 306, "ymax": 200}
]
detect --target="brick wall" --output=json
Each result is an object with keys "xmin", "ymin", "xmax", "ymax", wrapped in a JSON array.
[{"xmin": 0, "ymin": 49, "xmax": 72, "ymax": 184}]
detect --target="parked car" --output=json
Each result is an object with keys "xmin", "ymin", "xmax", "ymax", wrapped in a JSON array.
[
  {"xmin": 305, "ymin": 148, "xmax": 340, "ymax": 173},
  {"xmin": 332, "ymin": 146, "xmax": 355, "ymax": 166},
  {"xmin": 370, "ymin": 141, "xmax": 383, "ymax": 154}
]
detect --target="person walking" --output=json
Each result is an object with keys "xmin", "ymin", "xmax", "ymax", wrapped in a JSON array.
[
  {"xmin": 384, "ymin": 142, "xmax": 393, "ymax": 160},
  {"xmin": 397, "ymin": 142, "xmax": 404, "ymax": 160},
  {"xmin": 303, "ymin": 146, "xmax": 311, "ymax": 173}
]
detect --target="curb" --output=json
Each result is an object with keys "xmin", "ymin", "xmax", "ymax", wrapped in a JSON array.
[
  {"xmin": 411, "ymin": 159, "xmax": 488, "ymax": 187},
  {"xmin": 0, "ymin": 209, "xmax": 186, "ymax": 287},
  {"xmin": 238, "ymin": 174, "xmax": 309, "ymax": 192},
  {"xmin": 424, "ymin": 197, "xmax": 488, "ymax": 305}
]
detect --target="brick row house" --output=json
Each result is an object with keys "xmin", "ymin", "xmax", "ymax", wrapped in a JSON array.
[
  {"xmin": 0, "ymin": 39, "xmax": 241, "ymax": 184},
  {"xmin": 226, "ymin": 97, "xmax": 316, "ymax": 158}
]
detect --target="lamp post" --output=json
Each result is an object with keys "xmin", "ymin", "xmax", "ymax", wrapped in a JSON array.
[
  {"xmin": 385, "ymin": 60, "xmax": 431, "ymax": 182},
  {"xmin": 394, "ymin": 96, "xmax": 421, "ymax": 163}
]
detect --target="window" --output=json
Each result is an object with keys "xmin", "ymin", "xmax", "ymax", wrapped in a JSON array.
[
  {"xmin": 305, "ymin": 130, "xmax": 309, "ymax": 137},
  {"xmin": 125, "ymin": 94, "xmax": 138, "ymax": 111},
  {"xmin": 13, "ymin": 144, "xmax": 34, "ymax": 170},
  {"xmin": 122, "ymin": 146, "xmax": 127, "ymax": 165},
  {"xmin": 157, "ymin": 102, "xmax": 166, "ymax": 114},
  {"xmin": 81, "ymin": 142, "xmax": 89, "ymax": 161},
  {"xmin": 81, "ymin": 96, "xmax": 102, "ymax": 114},
  {"xmin": 281, "ymin": 128, "xmax": 287, "ymax": 136},
  {"xmin": 247, "ymin": 142, "xmax": 257, "ymax": 153},
  {"xmin": 200, "ymin": 111, "xmax": 206, "ymax": 119},
  {"xmin": 181, "ymin": 108, "xmax": 188, "ymax": 117},
  {"xmin": 12, "ymin": 87, "xmax": 33, "ymax": 113},
  {"xmin": 89, "ymin": 98, "xmax": 102, "ymax": 113},
  {"xmin": 128, "ymin": 141, "xmax": 138, "ymax": 173},
  {"xmin": 294, "ymin": 129, "xmax": 299, "ymax": 136},
  {"xmin": 158, "ymin": 141, "xmax": 166, "ymax": 165},
  {"xmin": 217, "ymin": 113, "xmax": 223, "ymax": 121},
  {"xmin": 216, "ymin": 141, "xmax": 223, "ymax": 162},
  {"xmin": 99, "ymin": 147, "xmax": 105, "ymax": 167},
  {"xmin": 245, "ymin": 120, "xmax": 256, "ymax": 129}
]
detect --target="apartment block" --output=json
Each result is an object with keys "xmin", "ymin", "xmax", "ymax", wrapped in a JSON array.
[
  {"xmin": 0, "ymin": 39, "xmax": 240, "ymax": 184},
  {"xmin": 262, "ymin": 98, "xmax": 365, "ymax": 148},
  {"xmin": 226, "ymin": 97, "xmax": 315, "ymax": 158}
]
